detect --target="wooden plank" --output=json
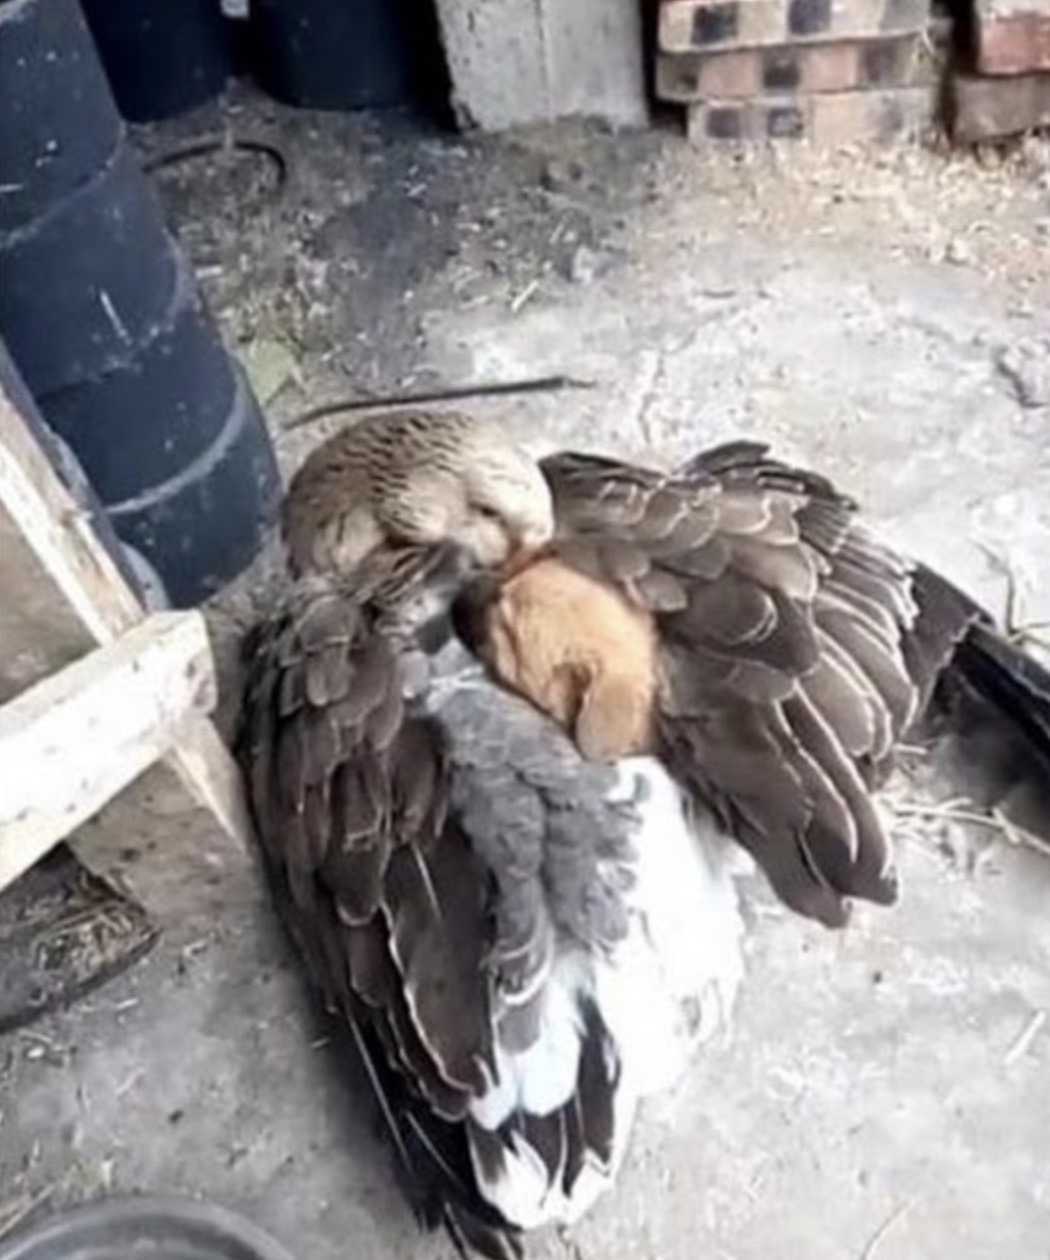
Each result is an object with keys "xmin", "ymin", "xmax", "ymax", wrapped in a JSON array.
[
  {"xmin": 0, "ymin": 612, "xmax": 216, "ymax": 894},
  {"xmin": 0, "ymin": 357, "xmax": 142, "ymax": 651},
  {"xmin": 0, "ymin": 492, "xmax": 101, "ymax": 704},
  {"xmin": 0, "ymin": 349, "xmax": 255, "ymax": 866}
]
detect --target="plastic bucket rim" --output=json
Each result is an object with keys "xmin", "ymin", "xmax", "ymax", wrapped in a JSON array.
[{"xmin": 0, "ymin": 1193, "xmax": 298, "ymax": 1260}]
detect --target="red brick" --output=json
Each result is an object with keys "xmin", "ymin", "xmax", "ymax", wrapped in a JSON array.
[
  {"xmin": 952, "ymin": 70, "xmax": 1050, "ymax": 141},
  {"xmin": 658, "ymin": 0, "xmax": 929, "ymax": 52},
  {"xmin": 686, "ymin": 84, "xmax": 936, "ymax": 144},
  {"xmin": 975, "ymin": 11, "xmax": 1050, "ymax": 75},
  {"xmin": 656, "ymin": 34, "xmax": 921, "ymax": 99}
]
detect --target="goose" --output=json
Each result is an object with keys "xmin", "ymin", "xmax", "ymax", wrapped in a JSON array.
[{"xmin": 237, "ymin": 410, "xmax": 1050, "ymax": 1257}]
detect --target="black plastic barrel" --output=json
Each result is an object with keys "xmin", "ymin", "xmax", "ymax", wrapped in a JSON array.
[
  {"xmin": 249, "ymin": 0, "xmax": 450, "ymax": 114},
  {"xmin": 0, "ymin": 140, "xmax": 178, "ymax": 395},
  {"xmin": 0, "ymin": 0, "xmax": 123, "ymax": 232},
  {"xmin": 80, "ymin": 0, "xmax": 233, "ymax": 122},
  {"xmin": 107, "ymin": 370, "xmax": 281, "ymax": 608},
  {"xmin": 0, "ymin": 1196, "xmax": 296, "ymax": 1260},
  {"xmin": 40, "ymin": 259, "xmax": 240, "ymax": 504},
  {"xmin": 0, "ymin": 0, "xmax": 281, "ymax": 607}
]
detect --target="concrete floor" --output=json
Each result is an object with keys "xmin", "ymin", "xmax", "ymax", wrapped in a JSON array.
[{"xmin": 3, "ymin": 98, "xmax": 1050, "ymax": 1258}]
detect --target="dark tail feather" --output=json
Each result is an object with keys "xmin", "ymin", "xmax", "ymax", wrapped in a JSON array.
[
  {"xmin": 902, "ymin": 562, "xmax": 986, "ymax": 717},
  {"xmin": 901, "ymin": 562, "xmax": 1050, "ymax": 836},
  {"xmin": 248, "ymin": 849, "xmax": 522, "ymax": 1260},
  {"xmin": 907, "ymin": 561, "xmax": 1050, "ymax": 835},
  {"xmin": 346, "ymin": 1007, "xmax": 524, "ymax": 1260},
  {"xmin": 909, "ymin": 559, "xmax": 1050, "ymax": 770},
  {"xmin": 952, "ymin": 623, "xmax": 1050, "ymax": 777}
]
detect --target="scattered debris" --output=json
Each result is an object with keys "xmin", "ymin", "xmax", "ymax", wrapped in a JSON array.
[
  {"xmin": 242, "ymin": 336, "xmax": 300, "ymax": 404},
  {"xmin": 176, "ymin": 938, "xmax": 212, "ymax": 976},
  {"xmin": 889, "ymin": 794, "xmax": 1050, "ymax": 865},
  {"xmin": 1004, "ymin": 1009, "xmax": 1046, "ymax": 1065},
  {"xmin": 977, "ymin": 543, "xmax": 1050, "ymax": 653},
  {"xmin": 567, "ymin": 244, "xmax": 601, "ymax": 285},
  {"xmin": 0, "ymin": 1186, "xmax": 54, "ymax": 1243},
  {"xmin": 115, "ymin": 1069, "xmax": 145, "ymax": 1098},
  {"xmin": 996, "ymin": 339, "xmax": 1050, "ymax": 409},
  {"xmin": 19, "ymin": 1030, "xmax": 73, "ymax": 1069},
  {"xmin": 944, "ymin": 235, "xmax": 973, "ymax": 265},
  {"xmin": 859, "ymin": 1198, "xmax": 914, "ymax": 1259},
  {"xmin": 540, "ymin": 157, "xmax": 585, "ymax": 194},
  {"xmin": 0, "ymin": 851, "xmax": 157, "ymax": 1037},
  {"xmin": 991, "ymin": 806, "xmax": 1050, "ymax": 859},
  {"xmin": 509, "ymin": 277, "xmax": 540, "ymax": 312}
]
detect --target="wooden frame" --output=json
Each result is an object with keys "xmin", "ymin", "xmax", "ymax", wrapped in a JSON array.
[
  {"xmin": 0, "ymin": 349, "xmax": 256, "ymax": 915},
  {"xmin": 0, "ymin": 611, "xmax": 216, "ymax": 891}
]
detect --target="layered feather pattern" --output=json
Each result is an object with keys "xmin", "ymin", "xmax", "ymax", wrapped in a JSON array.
[
  {"xmin": 536, "ymin": 441, "xmax": 995, "ymax": 927},
  {"xmin": 238, "ymin": 557, "xmax": 743, "ymax": 1255}
]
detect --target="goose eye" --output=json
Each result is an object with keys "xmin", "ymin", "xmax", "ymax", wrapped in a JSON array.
[{"xmin": 474, "ymin": 504, "xmax": 500, "ymax": 522}]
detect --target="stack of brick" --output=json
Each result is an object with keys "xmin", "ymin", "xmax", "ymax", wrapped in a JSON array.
[
  {"xmin": 952, "ymin": 0, "xmax": 1050, "ymax": 140},
  {"xmin": 656, "ymin": 0, "xmax": 940, "ymax": 145}
]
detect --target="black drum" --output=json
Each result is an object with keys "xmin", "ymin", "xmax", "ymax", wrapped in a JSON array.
[{"xmin": 80, "ymin": 0, "xmax": 233, "ymax": 122}]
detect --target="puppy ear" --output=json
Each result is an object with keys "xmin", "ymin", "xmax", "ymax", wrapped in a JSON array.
[{"xmin": 575, "ymin": 672, "xmax": 654, "ymax": 763}]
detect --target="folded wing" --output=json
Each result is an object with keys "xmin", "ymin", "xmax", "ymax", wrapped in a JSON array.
[
  {"xmin": 238, "ymin": 572, "xmax": 676, "ymax": 1253},
  {"xmin": 540, "ymin": 442, "xmax": 981, "ymax": 927}
]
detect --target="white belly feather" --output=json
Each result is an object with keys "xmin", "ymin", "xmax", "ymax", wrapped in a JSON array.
[
  {"xmin": 467, "ymin": 756, "xmax": 746, "ymax": 1229},
  {"xmin": 601, "ymin": 756, "xmax": 746, "ymax": 1095}
]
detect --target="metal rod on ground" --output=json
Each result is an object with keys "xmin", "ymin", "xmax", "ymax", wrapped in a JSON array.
[{"xmin": 282, "ymin": 375, "xmax": 597, "ymax": 431}]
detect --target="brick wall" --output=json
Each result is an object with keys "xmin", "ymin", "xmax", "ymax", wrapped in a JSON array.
[{"xmin": 656, "ymin": 0, "xmax": 937, "ymax": 145}]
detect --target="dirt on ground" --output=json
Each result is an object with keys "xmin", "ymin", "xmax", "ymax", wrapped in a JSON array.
[{"xmin": 135, "ymin": 81, "xmax": 1050, "ymax": 461}]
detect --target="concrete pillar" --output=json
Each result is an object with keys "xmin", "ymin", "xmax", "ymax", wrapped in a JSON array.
[{"xmin": 434, "ymin": 0, "xmax": 649, "ymax": 130}]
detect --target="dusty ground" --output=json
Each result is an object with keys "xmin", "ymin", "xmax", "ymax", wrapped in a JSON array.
[{"xmin": 3, "ymin": 83, "xmax": 1050, "ymax": 1258}]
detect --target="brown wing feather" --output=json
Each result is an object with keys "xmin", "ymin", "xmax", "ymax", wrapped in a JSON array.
[
  {"xmin": 239, "ymin": 576, "xmax": 487, "ymax": 1109},
  {"xmin": 539, "ymin": 444, "xmax": 931, "ymax": 927},
  {"xmin": 240, "ymin": 569, "xmax": 633, "ymax": 1253},
  {"xmin": 239, "ymin": 576, "xmax": 522, "ymax": 1257}
]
